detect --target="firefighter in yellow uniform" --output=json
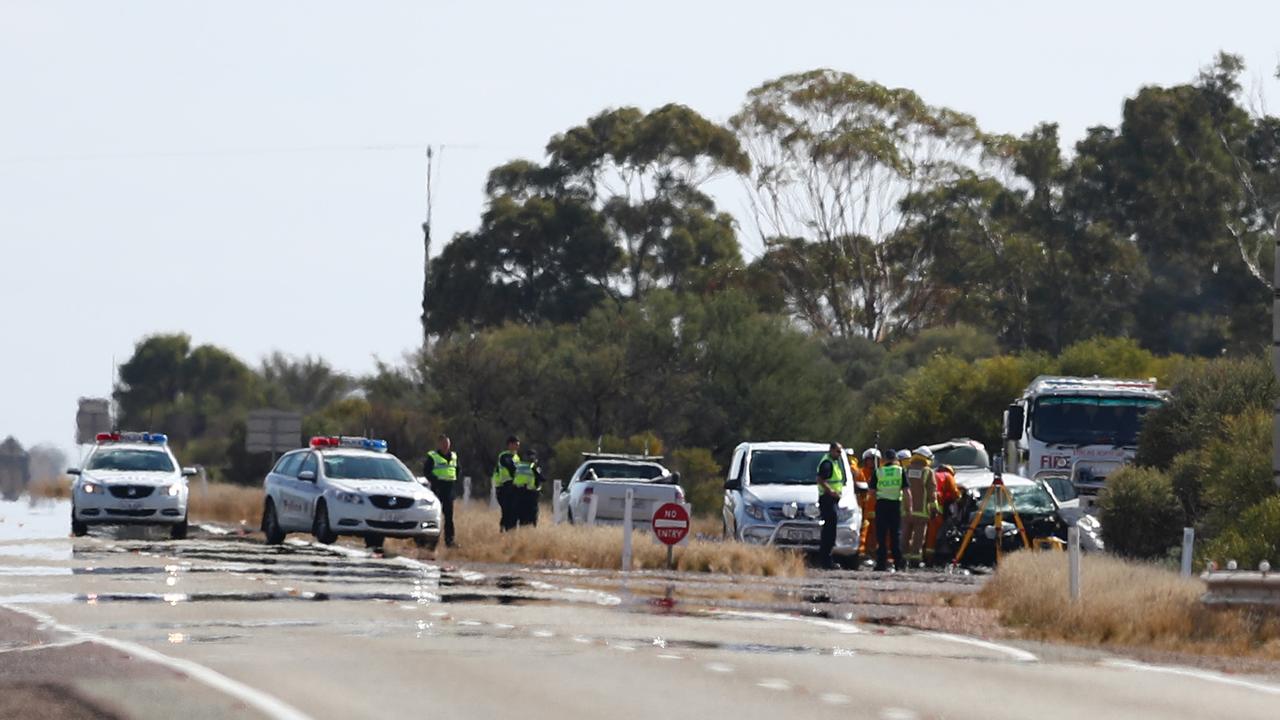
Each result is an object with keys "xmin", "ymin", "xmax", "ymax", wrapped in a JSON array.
[{"xmin": 902, "ymin": 446, "xmax": 938, "ymax": 567}]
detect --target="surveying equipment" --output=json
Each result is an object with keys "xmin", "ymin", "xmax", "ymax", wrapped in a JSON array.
[{"xmin": 951, "ymin": 453, "xmax": 1030, "ymax": 566}]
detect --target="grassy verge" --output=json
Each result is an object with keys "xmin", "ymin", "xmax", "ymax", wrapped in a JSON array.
[
  {"xmin": 399, "ymin": 504, "xmax": 806, "ymax": 576},
  {"xmin": 981, "ymin": 551, "xmax": 1280, "ymax": 658},
  {"xmin": 31, "ymin": 479, "xmax": 803, "ymax": 576}
]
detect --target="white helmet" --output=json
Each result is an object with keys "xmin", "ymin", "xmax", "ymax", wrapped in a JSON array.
[
  {"xmin": 862, "ymin": 448, "xmax": 881, "ymax": 460},
  {"xmin": 914, "ymin": 445, "xmax": 934, "ymax": 460},
  {"xmin": 896, "ymin": 449, "xmax": 911, "ymax": 461}
]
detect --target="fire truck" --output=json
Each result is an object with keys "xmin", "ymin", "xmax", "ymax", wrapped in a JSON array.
[{"xmin": 1003, "ymin": 376, "xmax": 1168, "ymax": 501}]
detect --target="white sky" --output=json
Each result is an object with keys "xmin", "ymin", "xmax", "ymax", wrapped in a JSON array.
[{"xmin": 3, "ymin": 0, "xmax": 1279, "ymax": 457}]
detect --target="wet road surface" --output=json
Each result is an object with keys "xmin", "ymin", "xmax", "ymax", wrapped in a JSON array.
[{"xmin": 3, "ymin": 497, "xmax": 1280, "ymax": 719}]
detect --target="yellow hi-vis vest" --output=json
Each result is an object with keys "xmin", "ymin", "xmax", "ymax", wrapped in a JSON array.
[
  {"xmin": 492, "ymin": 451, "xmax": 518, "ymax": 487},
  {"xmin": 514, "ymin": 461, "xmax": 537, "ymax": 489},
  {"xmin": 427, "ymin": 450, "xmax": 457, "ymax": 481},
  {"xmin": 876, "ymin": 465, "xmax": 904, "ymax": 502},
  {"xmin": 817, "ymin": 454, "xmax": 845, "ymax": 494}
]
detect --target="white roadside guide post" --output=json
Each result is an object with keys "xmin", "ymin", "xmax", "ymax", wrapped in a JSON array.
[
  {"xmin": 587, "ymin": 492, "xmax": 599, "ymax": 525},
  {"xmin": 1274, "ymin": 228, "xmax": 1280, "ymax": 491},
  {"xmin": 1181, "ymin": 527, "xmax": 1195, "ymax": 578},
  {"xmin": 621, "ymin": 489, "xmax": 634, "ymax": 571},
  {"xmin": 552, "ymin": 480, "xmax": 563, "ymax": 524},
  {"xmin": 462, "ymin": 476, "xmax": 471, "ymax": 505},
  {"xmin": 489, "ymin": 482, "xmax": 497, "ymax": 510},
  {"xmin": 1068, "ymin": 524, "xmax": 1081, "ymax": 602}
]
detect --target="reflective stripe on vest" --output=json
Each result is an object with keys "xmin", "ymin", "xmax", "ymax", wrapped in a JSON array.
[
  {"xmin": 817, "ymin": 454, "xmax": 845, "ymax": 494},
  {"xmin": 876, "ymin": 465, "xmax": 904, "ymax": 501},
  {"xmin": 492, "ymin": 452, "xmax": 519, "ymax": 486},
  {"xmin": 514, "ymin": 462, "xmax": 536, "ymax": 489},
  {"xmin": 427, "ymin": 451, "xmax": 457, "ymax": 481}
]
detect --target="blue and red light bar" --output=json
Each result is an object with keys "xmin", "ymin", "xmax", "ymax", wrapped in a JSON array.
[
  {"xmin": 309, "ymin": 436, "xmax": 388, "ymax": 452},
  {"xmin": 96, "ymin": 432, "xmax": 168, "ymax": 444}
]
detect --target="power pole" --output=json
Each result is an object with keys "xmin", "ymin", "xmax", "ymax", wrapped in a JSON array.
[
  {"xmin": 421, "ymin": 146, "xmax": 435, "ymax": 351},
  {"xmin": 1273, "ymin": 218, "xmax": 1280, "ymax": 488}
]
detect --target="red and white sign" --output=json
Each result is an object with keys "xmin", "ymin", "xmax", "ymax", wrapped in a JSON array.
[{"xmin": 651, "ymin": 502, "xmax": 690, "ymax": 546}]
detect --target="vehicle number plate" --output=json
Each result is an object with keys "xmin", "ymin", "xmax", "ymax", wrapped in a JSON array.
[
  {"xmin": 377, "ymin": 513, "xmax": 402, "ymax": 522},
  {"xmin": 784, "ymin": 528, "xmax": 815, "ymax": 541},
  {"xmin": 121, "ymin": 500, "xmax": 143, "ymax": 510}
]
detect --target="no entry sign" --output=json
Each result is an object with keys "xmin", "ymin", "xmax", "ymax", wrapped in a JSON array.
[{"xmin": 651, "ymin": 502, "xmax": 690, "ymax": 546}]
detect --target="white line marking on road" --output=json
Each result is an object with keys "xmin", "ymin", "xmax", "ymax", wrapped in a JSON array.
[
  {"xmin": 879, "ymin": 708, "xmax": 919, "ymax": 720},
  {"xmin": 756, "ymin": 678, "xmax": 792, "ymax": 691},
  {"xmin": 916, "ymin": 631, "xmax": 1038, "ymax": 663},
  {"xmin": 656, "ymin": 653, "xmax": 684, "ymax": 660},
  {"xmin": 2, "ymin": 604, "xmax": 313, "ymax": 720},
  {"xmin": 1101, "ymin": 659, "xmax": 1280, "ymax": 696},
  {"xmin": 704, "ymin": 662, "xmax": 734, "ymax": 673},
  {"xmin": 0, "ymin": 639, "xmax": 89, "ymax": 654},
  {"xmin": 820, "ymin": 693, "xmax": 851, "ymax": 705},
  {"xmin": 709, "ymin": 609, "xmax": 863, "ymax": 634}
]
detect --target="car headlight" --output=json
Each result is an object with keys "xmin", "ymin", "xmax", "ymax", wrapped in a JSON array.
[
  {"xmin": 417, "ymin": 496, "xmax": 436, "ymax": 507},
  {"xmin": 744, "ymin": 502, "xmax": 766, "ymax": 521},
  {"xmin": 82, "ymin": 481, "xmax": 101, "ymax": 494},
  {"xmin": 166, "ymin": 484, "xmax": 182, "ymax": 496},
  {"xmin": 335, "ymin": 491, "xmax": 364, "ymax": 505}
]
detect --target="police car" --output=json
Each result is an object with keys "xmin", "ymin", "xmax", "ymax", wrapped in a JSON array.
[
  {"xmin": 261, "ymin": 436, "xmax": 441, "ymax": 549},
  {"xmin": 68, "ymin": 432, "xmax": 196, "ymax": 539}
]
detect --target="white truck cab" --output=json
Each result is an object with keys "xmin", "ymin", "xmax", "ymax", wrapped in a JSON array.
[{"xmin": 1003, "ymin": 376, "xmax": 1168, "ymax": 504}]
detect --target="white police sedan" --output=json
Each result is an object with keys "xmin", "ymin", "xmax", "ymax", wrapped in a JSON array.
[
  {"xmin": 261, "ymin": 436, "xmax": 441, "ymax": 549},
  {"xmin": 68, "ymin": 432, "xmax": 197, "ymax": 539}
]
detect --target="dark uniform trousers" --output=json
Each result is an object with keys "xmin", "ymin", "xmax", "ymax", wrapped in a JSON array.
[
  {"xmin": 497, "ymin": 484, "xmax": 517, "ymax": 531},
  {"xmin": 429, "ymin": 477, "xmax": 455, "ymax": 545},
  {"xmin": 875, "ymin": 499, "xmax": 904, "ymax": 570},
  {"xmin": 818, "ymin": 494, "xmax": 838, "ymax": 564}
]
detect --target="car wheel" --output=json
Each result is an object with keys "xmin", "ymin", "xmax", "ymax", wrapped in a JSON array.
[
  {"xmin": 262, "ymin": 500, "xmax": 286, "ymax": 545},
  {"xmin": 169, "ymin": 518, "xmax": 188, "ymax": 540},
  {"xmin": 71, "ymin": 508, "xmax": 88, "ymax": 537},
  {"xmin": 312, "ymin": 501, "xmax": 337, "ymax": 545},
  {"xmin": 412, "ymin": 536, "xmax": 431, "ymax": 548},
  {"xmin": 363, "ymin": 534, "xmax": 384, "ymax": 550}
]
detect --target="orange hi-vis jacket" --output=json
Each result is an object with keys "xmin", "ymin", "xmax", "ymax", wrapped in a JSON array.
[{"xmin": 935, "ymin": 467, "xmax": 960, "ymax": 505}]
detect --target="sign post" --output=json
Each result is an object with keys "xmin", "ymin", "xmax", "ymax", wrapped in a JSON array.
[
  {"xmin": 245, "ymin": 409, "xmax": 303, "ymax": 462},
  {"xmin": 651, "ymin": 502, "xmax": 690, "ymax": 570},
  {"xmin": 75, "ymin": 398, "xmax": 112, "ymax": 445}
]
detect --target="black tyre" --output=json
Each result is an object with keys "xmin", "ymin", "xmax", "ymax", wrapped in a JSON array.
[
  {"xmin": 71, "ymin": 509, "xmax": 88, "ymax": 538},
  {"xmin": 169, "ymin": 518, "xmax": 188, "ymax": 540},
  {"xmin": 413, "ymin": 536, "xmax": 431, "ymax": 548},
  {"xmin": 312, "ymin": 501, "xmax": 337, "ymax": 544},
  {"xmin": 363, "ymin": 534, "xmax": 385, "ymax": 550},
  {"xmin": 262, "ymin": 500, "xmax": 286, "ymax": 545}
]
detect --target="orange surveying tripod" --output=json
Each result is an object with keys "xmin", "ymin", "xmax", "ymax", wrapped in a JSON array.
[{"xmin": 951, "ymin": 454, "xmax": 1029, "ymax": 567}]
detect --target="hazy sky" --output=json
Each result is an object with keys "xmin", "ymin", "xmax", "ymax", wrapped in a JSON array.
[{"xmin": 3, "ymin": 1, "xmax": 1279, "ymax": 458}]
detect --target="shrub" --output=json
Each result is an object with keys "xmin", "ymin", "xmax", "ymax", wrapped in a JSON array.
[
  {"xmin": 1136, "ymin": 357, "xmax": 1276, "ymax": 469},
  {"xmin": 1099, "ymin": 466, "xmax": 1184, "ymax": 559},
  {"xmin": 1203, "ymin": 496, "xmax": 1280, "ymax": 569},
  {"xmin": 670, "ymin": 447, "xmax": 722, "ymax": 517},
  {"xmin": 1197, "ymin": 410, "xmax": 1274, "ymax": 538}
]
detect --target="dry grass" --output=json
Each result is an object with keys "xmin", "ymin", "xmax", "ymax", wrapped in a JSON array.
[
  {"xmin": 397, "ymin": 503, "xmax": 807, "ymax": 577},
  {"xmin": 981, "ymin": 551, "xmax": 1280, "ymax": 658},
  {"xmin": 27, "ymin": 475, "xmax": 71, "ymax": 499},
  {"xmin": 188, "ymin": 483, "xmax": 264, "ymax": 525}
]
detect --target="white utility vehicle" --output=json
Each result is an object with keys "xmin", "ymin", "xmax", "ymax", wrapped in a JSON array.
[
  {"xmin": 721, "ymin": 441, "xmax": 861, "ymax": 563},
  {"xmin": 561, "ymin": 453, "xmax": 684, "ymax": 526},
  {"xmin": 68, "ymin": 432, "xmax": 196, "ymax": 539},
  {"xmin": 261, "ymin": 436, "xmax": 440, "ymax": 549},
  {"xmin": 1003, "ymin": 376, "xmax": 1168, "ymax": 501}
]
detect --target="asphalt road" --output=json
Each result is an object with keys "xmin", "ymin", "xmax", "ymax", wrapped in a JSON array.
[{"xmin": 3, "ymin": 496, "xmax": 1279, "ymax": 720}]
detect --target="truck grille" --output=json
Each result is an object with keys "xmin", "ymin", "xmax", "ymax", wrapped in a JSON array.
[
  {"xmin": 369, "ymin": 495, "xmax": 414, "ymax": 510},
  {"xmin": 108, "ymin": 485, "xmax": 155, "ymax": 499}
]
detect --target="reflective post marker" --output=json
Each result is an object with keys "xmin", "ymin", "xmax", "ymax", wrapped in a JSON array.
[
  {"xmin": 587, "ymin": 493, "xmax": 598, "ymax": 525},
  {"xmin": 489, "ymin": 482, "xmax": 497, "ymax": 510},
  {"xmin": 552, "ymin": 480, "xmax": 563, "ymax": 524},
  {"xmin": 621, "ymin": 489, "xmax": 634, "ymax": 571},
  {"xmin": 1068, "ymin": 525, "xmax": 1081, "ymax": 602},
  {"xmin": 1181, "ymin": 527, "xmax": 1195, "ymax": 578},
  {"xmin": 463, "ymin": 476, "xmax": 471, "ymax": 505}
]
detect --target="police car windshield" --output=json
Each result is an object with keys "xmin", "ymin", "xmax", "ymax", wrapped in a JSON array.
[
  {"xmin": 323, "ymin": 455, "xmax": 414, "ymax": 482},
  {"xmin": 87, "ymin": 449, "xmax": 174, "ymax": 472},
  {"xmin": 1032, "ymin": 396, "xmax": 1163, "ymax": 446},
  {"xmin": 749, "ymin": 450, "xmax": 827, "ymax": 485},
  {"xmin": 583, "ymin": 462, "xmax": 665, "ymax": 480}
]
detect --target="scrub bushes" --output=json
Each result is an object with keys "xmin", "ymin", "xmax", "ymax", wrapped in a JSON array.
[
  {"xmin": 1098, "ymin": 467, "xmax": 1184, "ymax": 559},
  {"xmin": 669, "ymin": 448, "xmax": 722, "ymax": 517},
  {"xmin": 1204, "ymin": 496, "xmax": 1280, "ymax": 569}
]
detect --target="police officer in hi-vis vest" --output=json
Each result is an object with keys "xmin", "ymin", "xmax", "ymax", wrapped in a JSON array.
[
  {"xmin": 513, "ymin": 449, "xmax": 546, "ymax": 528},
  {"xmin": 815, "ymin": 442, "xmax": 846, "ymax": 569},
  {"xmin": 423, "ymin": 434, "xmax": 459, "ymax": 548},
  {"xmin": 872, "ymin": 450, "xmax": 911, "ymax": 571},
  {"xmin": 492, "ymin": 436, "xmax": 521, "ymax": 532}
]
